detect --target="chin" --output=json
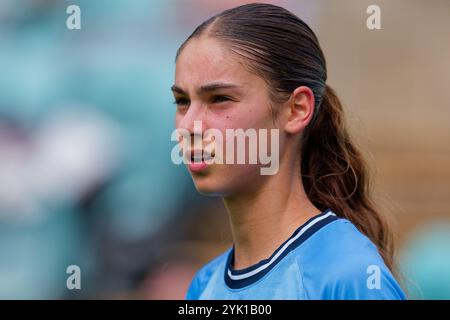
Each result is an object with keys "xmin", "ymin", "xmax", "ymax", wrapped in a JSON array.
[
  {"xmin": 189, "ymin": 165, "xmax": 258, "ymax": 197},
  {"xmin": 195, "ymin": 185, "xmax": 224, "ymax": 197},
  {"xmin": 191, "ymin": 175, "xmax": 229, "ymax": 197}
]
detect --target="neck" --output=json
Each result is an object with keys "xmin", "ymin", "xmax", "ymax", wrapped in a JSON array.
[{"xmin": 223, "ymin": 155, "xmax": 320, "ymax": 270}]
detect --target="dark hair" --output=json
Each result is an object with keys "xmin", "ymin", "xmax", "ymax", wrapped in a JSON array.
[{"xmin": 176, "ymin": 3, "xmax": 397, "ymax": 276}]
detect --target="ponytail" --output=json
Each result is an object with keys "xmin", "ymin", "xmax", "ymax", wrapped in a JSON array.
[{"xmin": 301, "ymin": 84, "xmax": 396, "ymax": 274}]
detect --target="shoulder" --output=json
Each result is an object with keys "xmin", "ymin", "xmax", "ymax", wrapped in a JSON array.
[
  {"xmin": 185, "ymin": 248, "xmax": 230, "ymax": 300},
  {"xmin": 296, "ymin": 218, "xmax": 406, "ymax": 300}
]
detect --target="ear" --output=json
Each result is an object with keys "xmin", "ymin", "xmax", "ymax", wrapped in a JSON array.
[{"xmin": 284, "ymin": 86, "xmax": 315, "ymax": 134}]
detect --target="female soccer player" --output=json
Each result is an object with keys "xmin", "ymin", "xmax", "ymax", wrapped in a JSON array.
[{"xmin": 172, "ymin": 3, "xmax": 406, "ymax": 299}]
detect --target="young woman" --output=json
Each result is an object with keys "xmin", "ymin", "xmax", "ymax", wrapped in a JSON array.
[{"xmin": 172, "ymin": 3, "xmax": 406, "ymax": 299}]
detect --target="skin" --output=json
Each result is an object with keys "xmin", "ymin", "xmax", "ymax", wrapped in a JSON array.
[{"xmin": 173, "ymin": 36, "xmax": 321, "ymax": 269}]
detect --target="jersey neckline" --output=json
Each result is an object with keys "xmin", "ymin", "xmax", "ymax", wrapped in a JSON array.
[{"xmin": 224, "ymin": 208, "xmax": 339, "ymax": 289}]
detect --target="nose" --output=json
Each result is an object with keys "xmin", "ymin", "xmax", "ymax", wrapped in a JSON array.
[
  {"xmin": 176, "ymin": 102, "xmax": 207, "ymax": 135},
  {"xmin": 176, "ymin": 102, "xmax": 210, "ymax": 153}
]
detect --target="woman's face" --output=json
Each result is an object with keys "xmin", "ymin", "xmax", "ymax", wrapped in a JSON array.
[{"xmin": 173, "ymin": 37, "xmax": 283, "ymax": 196}]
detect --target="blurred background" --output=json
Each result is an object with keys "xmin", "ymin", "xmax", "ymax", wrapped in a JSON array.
[{"xmin": 0, "ymin": 0, "xmax": 448, "ymax": 299}]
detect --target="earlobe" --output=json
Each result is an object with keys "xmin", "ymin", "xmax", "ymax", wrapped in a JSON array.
[{"xmin": 284, "ymin": 86, "xmax": 315, "ymax": 134}]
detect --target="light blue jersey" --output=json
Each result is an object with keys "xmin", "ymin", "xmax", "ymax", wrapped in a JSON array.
[{"xmin": 186, "ymin": 209, "xmax": 406, "ymax": 300}]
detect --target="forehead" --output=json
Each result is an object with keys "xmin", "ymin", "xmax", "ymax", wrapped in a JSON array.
[{"xmin": 175, "ymin": 37, "xmax": 257, "ymax": 90}]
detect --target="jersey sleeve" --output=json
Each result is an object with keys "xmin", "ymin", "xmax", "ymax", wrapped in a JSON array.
[
  {"xmin": 185, "ymin": 272, "xmax": 201, "ymax": 300},
  {"xmin": 185, "ymin": 249, "xmax": 230, "ymax": 300},
  {"xmin": 323, "ymin": 257, "xmax": 407, "ymax": 300},
  {"xmin": 298, "ymin": 220, "xmax": 407, "ymax": 300}
]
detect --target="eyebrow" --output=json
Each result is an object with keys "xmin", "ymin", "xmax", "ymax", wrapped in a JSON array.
[{"xmin": 171, "ymin": 82, "xmax": 241, "ymax": 96}]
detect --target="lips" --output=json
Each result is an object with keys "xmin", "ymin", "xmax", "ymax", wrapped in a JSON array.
[
  {"xmin": 186, "ymin": 149, "xmax": 214, "ymax": 172},
  {"xmin": 188, "ymin": 149, "xmax": 215, "ymax": 163}
]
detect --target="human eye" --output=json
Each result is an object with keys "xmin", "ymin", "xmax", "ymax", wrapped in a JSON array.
[
  {"xmin": 210, "ymin": 95, "xmax": 232, "ymax": 104},
  {"xmin": 173, "ymin": 97, "xmax": 190, "ymax": 107}
]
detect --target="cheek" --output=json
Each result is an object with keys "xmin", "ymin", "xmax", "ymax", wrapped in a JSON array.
[
  {"xmin": 206, "ymin": 102, "xmax": 274, "ymax": 155},
  {"xmin": 211, "ymin": 101, "xmax": 272, "ymax": 131}
]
